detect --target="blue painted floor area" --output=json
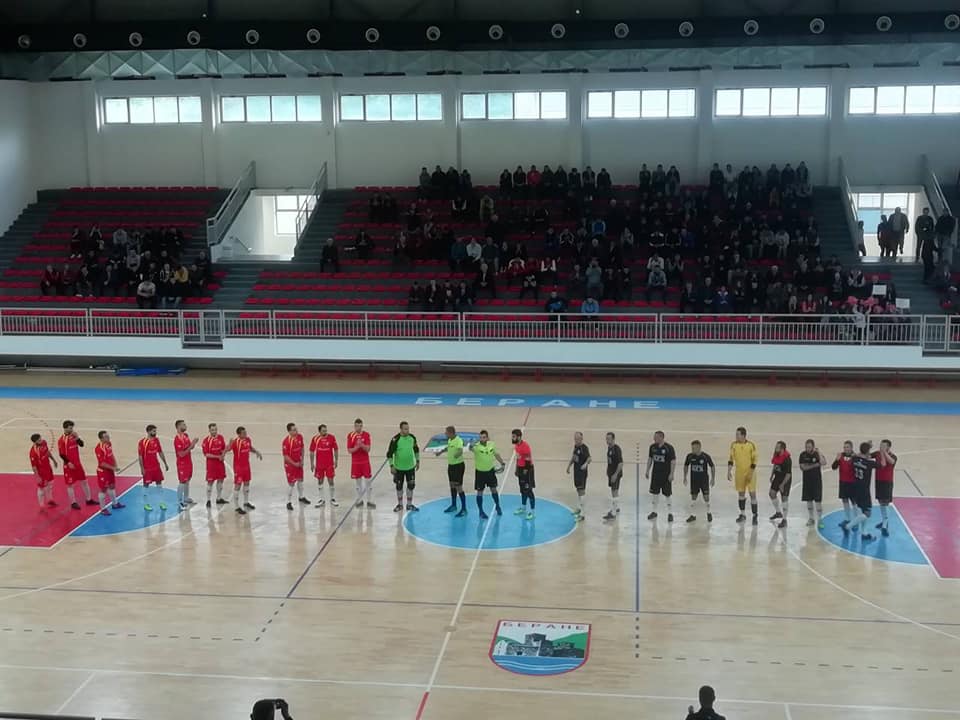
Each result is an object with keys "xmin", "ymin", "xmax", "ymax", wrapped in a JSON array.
[
  {"xmin": 403, "ymin": 494, "xmax": 577, "ymax": 550},
  {"xmin": 2, "ymin": 386, "xmax": 960, "ymax": 415},
  {"xmin": 72, "ymin": 487, "xmax": 183, "ymax": 537},
  {"xmin": 817, "ymin": 507, "xmax": 928, "ymax": 566}
]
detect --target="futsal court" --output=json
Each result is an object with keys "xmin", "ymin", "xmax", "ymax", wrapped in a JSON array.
[{"xmin": 0, "ymin": 374, "xmax": 958, "ymax": 720}]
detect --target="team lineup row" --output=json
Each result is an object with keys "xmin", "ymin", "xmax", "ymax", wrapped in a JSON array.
[{"xmin": 27, "ymin": 420, "xmax": 897, "ymax": 538}]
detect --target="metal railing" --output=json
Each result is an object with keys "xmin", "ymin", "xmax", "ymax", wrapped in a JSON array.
[
  {"xmin": 294, "ymin": 162, "xmax": 328, "ymax": 244},
  {"xmin": 838, "ymin": 156, "xmax": 861, "ymax": 253},
  {"xmin": 205, "ymin": 161, "xmax": 257, "ymax": 247},
  {"xmin": 0, "ymin": 308, "xmax": 957, "ymax": 352},
  {"xmin": 922, "ymin": 154, "xmax": 951, "ymax": 217}
]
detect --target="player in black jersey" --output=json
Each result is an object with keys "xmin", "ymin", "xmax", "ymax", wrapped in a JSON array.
[
  {"xmin": 683, "ymin": 440, "xmax": 715, "ymax": 523},
  {"xmin": 768, "ymin": 441, "xmax": 792, "ymax": 529},
  {"xmin": 798, "ymin": 439, "xmax": 826, "ymax": 528},
  {"xmin": 645, "ymin": 431, "xmax": 676, "ymax": 522},
  {"xmin": 847, "ymin": 441, "xmax": 884, "ymax": 541},
  {"xmin": 565, "ymin": 431, "xmax": 591, "ymax": 522},
  {"xmin": 603, "ymin": 432, "xmax": 624, "ymax": 521}
]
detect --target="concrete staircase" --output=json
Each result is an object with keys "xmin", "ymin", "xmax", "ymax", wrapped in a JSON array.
[{"xmin": 0, "ymin": 200, "xmax": 60, "ymax": 277}]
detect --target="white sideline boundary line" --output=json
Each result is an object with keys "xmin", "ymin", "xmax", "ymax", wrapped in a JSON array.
[{"xmin": 54, "ymin": 671, "xmax": 97, "ymax": 714}]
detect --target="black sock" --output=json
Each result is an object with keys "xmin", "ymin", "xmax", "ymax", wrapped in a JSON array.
[
  {"xmin": 459, "ymin": 491, "xmax": 466, "ymax": 510},
  {"xmin": 529, "ymin": 490, "xmax": 536, "ymax": 510},
  {"xmin": 738, "ymin": 498, "xmax": 746, "ymax": 512},
  {"xmin": 476, "ymin": 494, "xmax": 484, "ymax": 512},
  {"xmin": 491, "ymin": 491, "xmax": 500, "ymax": 509},
  {"xmin": 450, "ymin": 488, "xmax": 458, "ymax": 504},
  {"xmin": 520, "ymin": 490, "xmax": 528, "ymax": 507},
  {"xmin": 751, "ymin": 503, "xmax": 758, "ymax": 516}
]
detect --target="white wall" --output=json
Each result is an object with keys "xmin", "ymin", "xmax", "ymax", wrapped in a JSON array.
[
  {"xmin": 12, "ymin": 66, "xmax": 960, "ymax": 199},
  {"xmin": 0, "ymin": 81, "xmax": 33, "ymax": 233}
]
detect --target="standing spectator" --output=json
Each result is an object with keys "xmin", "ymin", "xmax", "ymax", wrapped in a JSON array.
[
  {"xmin": 855, "ymin": 220, "xmax": 866, "ymax": 257},
  {"xmin": 936, "ymin": 210, "xmax": 956, "ymax": 266},
  {"xmin": 638, "ymin": 163, "xmax": 652, "ymax": 192},
  {"xmin": 915, "ymin": 207, "xmax": 935, "ymax": 263},
  {"xmin": 418, "ymin": 167, "xmax": 431, "ymax": 198},
  {"xmin": 499, "ymin": 169, "xmax": 513, "ymax": 196},
  {"xmin": 666, "ymin": 165, "xmax": 681, "ymax": 196},
  {"xmin": 686, "ymin": 686, "xmax": 725, "ymax": 720},
  {"xmin": 596, "ymin": 168, "xmax": 612, "ymax": 197},
  {"xmin": 708, "ymin": 163, "xmax": 724, "ymax": 193},
  {"xmin": 876, "ymin": 215, "xmax": 892, "ymax": 258},
  {"xmin": 70, "ymin": 226, "xmax": 84, "ymax": 259},
  {"xmin": 888, "ymin": 207, "xmax": 909, "ymax": 257},
  {"xmin": 585, "ymin": 259, "xmax": 604, "ymax": 299},
  {"xmin": 354, "ymin": 230, "xmax": 374, "ymax": 260},
  {"xmin": 512, "ymin": 166, "xmax": 527, "ymax": 195},
  {"xmin": 320, "ymin": 237, "xmax": 340, "ymax": 273}
]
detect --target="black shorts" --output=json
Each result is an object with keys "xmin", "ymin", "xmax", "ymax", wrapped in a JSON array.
[
  {"xmin": 475, "ymin": 469, "xmax": 498, "ymax": 491},
  {"xmin": 875, "ymin": 480, "xmax": 893, "ymax": 503},
  {"xmin": 447, "ymin": 463, "xmax": 465, "ymax": 486},
  {"xmin": 649, "ymin": 474, "xmax": 672, "ymax": 497},
  {"xmin": 573, "ymin": 470, "xmax": 587, "ymax": 491},
  {"xmin": 689, "ymin": 476, "xmax": 709, "ymax": 498},
  {"xmin": 855, "ymin": 483, "xmax": 872, "ymax": 512},
  {"xmin": 801, "ymin": 477, "xmax": 823, "ymax": 503},
  {"xmin": 393, "ymin": 469, "xmax": 415, "ymax": 490},
  {"xmin": 517, "ymin": 465, "xmax": 535, "ymax": 491},
  {"xmin": 771, "ymin": 476, "xmax": 792, "ymax": 497},
  {"xmin": 838, "ymin": 481, "xmax": 856, "ymax": 501},
  {"xmin": 608, "ymin": 471, "xmax": 622, "ymax": 493}
]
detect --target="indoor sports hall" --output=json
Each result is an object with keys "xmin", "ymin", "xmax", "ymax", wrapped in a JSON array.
[{"xmin": 0, "ymin": 374, "xmax": 959, "ymax": 720}]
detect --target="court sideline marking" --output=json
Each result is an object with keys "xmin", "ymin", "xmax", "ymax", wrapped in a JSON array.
[
  {"xmin": 55, "ymin": 670, "xmax": 96, "ymax": 714},
  {"xmin": 415, "ymin": 407, "xmax": 530, "ymax": 720},
  {"xmin": 6, "ymin": 662, "xmax": 960, "ymax": 717}
]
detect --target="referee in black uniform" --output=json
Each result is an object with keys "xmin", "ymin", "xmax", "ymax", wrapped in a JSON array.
[{"xmin": 566, "ymin": 431, "xmax": 591, "ymax": 521}]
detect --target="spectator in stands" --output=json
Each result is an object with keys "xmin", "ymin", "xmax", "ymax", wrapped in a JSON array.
[
  {"xmin": 479, "ymin": 237, "xmax": 499, "ymax": 274},
  {"xmin": 408, "ymin": 281, "xmax": 424, "ymax": 308},
  {"xmin": 518, "ymin": 268, "xmax": 539, "ymax": 300},
  {"xmin": 475, "ymin": 261, "xmax": 496, "ymax": 299},
  {"xmin": 70, "ymin": 226, "xmax": 84, "ymax": 259},
  {"xmin": 620, "ymin": 266, "xmax": 632, "ymax": 299},
  {"xmin": 112, "ymin": 226, "xmax": 128, "ymax": 250},
  {"xmin": 646, "ymin": 252, "xmax": 665, "ymax": 273},
  {"xmin": 173, "ymin": 264, "xmax": 189, "ymax": 303},
  {"xmin": 580, "ymin": 296, "xmax": 600, "ymax": 315},
  {"xmin": 596, "ymin": 168, "xmax": 612, "ymax": 198},
  {"xmin": 451, "ymin": 195, "xmax": 468, "ymax": 220},
  {"xmin": 320, "ymin": 237, "xmax": 340, "ymax": 273},
  {"xmin": 585, "ymin": 259, "xmax": 604, "ymax": 299},
  {"xmin": 847, "ymin": 268, "xmax": 867, "ymax": 299},
  {"xmin": 354, "ymin": 229, "xmax": 374, "ymax": 261},
  {"xmin": 651, "ymin": 164, "xmax": 665, "ymax": 195},
  {"xmin": 456, "ymin": 282, "xmax": 474, "ymax": 311},
  {"xmin": 709, "ymin": 163, "xmax": 724, "ymax": 193},
  {"xmin": 646, "ymin": 265, "xmax": 668, "ymax": 302},
  {"xmin": 915, "ymin": 207, "xmax": 935, "ymax": 263},
  {"xmin": 449, "ymin": 238, "xmax": 467, "ymax": 272},
  {"xmin": 98, "ymin": 260, "xmax": 118, "ymax": 297},
  {"xmin": 499, "ymin": 169, "xmax": 513, "ymax": 196},
  {"xmin": 158, "ymin": 263, "xmax": 174, "ymax": 306},
  {"xmin": 89, "ymin": 223, "xmax": 103, "ymax": 251},
  {"xmin": 933, "ymin": 260, "xmax": 954, "ymax": 293},
  {"xmin": 666, "ymin": 165, "xmax": 681, "ymax": 197},
  {"xmin": 544, "ymin": 291, "xmax": 568, "ymax": 314},
  {"xmin": 715, "ymin": 285, "xmax": 732, "ymax": 312},
  {"xmin": 512, "ymin": 166, "xmax": 527, "ymax": 195},
  {"xmin": 723, "ymin": 164, "xmax": 737, "ymax": 199},
  {"xmin": 460, "ymin": 169, "xmax": 473, "ymax": 195},
  {"xmin": 418, "ymin": 167, "xmax": 431, "ymax": 198},
  {"xmin": 369, "ymin": 192, "xmax": 383, "ymax": 221},
  {"xmin": 74, "ymin": 264, "xmax": 93, "ymax": 297},
  {"xmin": 583, "ymin": 166, "xmax": 597, "ymax": 198},
  {"xmin": 539, "ymin": 256, "xmax": 558, "ymax": 286},
  {"xmin": 40, "ymin": 264, "xmax": 62, "ymax": 296},
  {"xmin": 936, "ymin": 209, "xmax": 956, "ymax": 265},
  {"xmin": 479, "ymin": 193, "xmax": 495, "ymax": 223},
  {"xmin": 527, "ymin": 165, "xmax": 542, "ymax": 196},
  {"xmin": 424, "ymin": 280, "xmax": 440, "ymax": 309},
  {"xmin": 189, "ymin": 264, "xmax": 205, "ymax": 296},
  {"xmin": 465, "ymin": 237, "xmax": 483, "ymax": 268}
]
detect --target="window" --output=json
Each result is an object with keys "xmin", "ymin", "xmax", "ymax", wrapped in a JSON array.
[
  {"xmin": 848, "ymin": 87, "xmax": 875, "ymax": 114},
  {"xmin": 219, "ymin": 95, "xmax": 324, "ymax": 123},
  {"xmin": 716, "ymin": 87, "xmax": 827, "ymax": 117},
  {"xmin": 274, "ymin": 194, "xmax": 312, "ymax": 236},
  {"xmin": 849, "ymin": 85, "xmax": 960, "ymax": 116},
  {"xmin": 103, "ymin": 96, "xmax": 203, "ymax": 125},
  {"xmin": 905, "ymin": 85, "xmax": 933, "ymax": 114},
  {"xmin": 585, "ymin": 89, "xmax": 696, "ymax": 119},
  {"xmin": 934, "ymin": 85, "xmax": 960, "ymax": 114},
  {"xmin": 876, "ymin": 86, "xmax": 904, "ymax": 115},
  {"xmin": 338, "ymin": 93, "xmax": 443, "ymax": 121},
  {"xmin": 460, "ymin": 91, "xmax": 567, "ymax": 120}
]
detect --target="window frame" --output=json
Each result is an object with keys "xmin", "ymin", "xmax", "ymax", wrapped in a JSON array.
[
  {"xmin": 219, "ymin": 95, "xmax": 324, "ymax": 123},
  {"xmin": 338, "ymin": 92, "xmax": 444, "ymax": 122},
  {"xmin": 585, "ymin": 88, "xmax": 697, "ymax": 119},
  {"xmin": 459, "ymin": 91, "xmax": 568, "ymax": 121},
  {"xmin": 849, "ymin": 84, "xmax": 960, "ymax": 116},
  {"xmin": 715, "ymin": 86, "xmax": 828, "ymax": 118},
  {"xmin": 102, "ymin": 96, "xmax": 204, "ymax": 125}
]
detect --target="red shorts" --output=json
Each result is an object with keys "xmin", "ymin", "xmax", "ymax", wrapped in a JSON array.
[
  {"xmin": 97, "ymin": 472, "xmax": 116, "ymax": 492},
  {"xmin": 142, "ymin": 467, "xmax": 164, "ymax": 485},
  {"xmin": 177, "ymin": 467, "xmax": 192, "ymax": 483},
  {"xmin": 233, "ymin": 468, "xmax": 251, "ymax": 485},
  {"xmin": 351, "ymin": 462, "xmax": 371, "ymax": 479},
  {"xmin": 285, "ymin": 468, "xmax": 304, "ymax": 485},
  {"xmin": 206, "ymin": 463, "xmax": 226, "ymax": 483},
  {"xmin": 315, "ymin": 465, "xmax": 335, "ymax": 481},
  {"xmin": 64, "ymin": 466, "xmax": 86, "ymax": 486},
  {"xmin": 36, "ymin": 473, "xmax": 54, "ymax": 488}
]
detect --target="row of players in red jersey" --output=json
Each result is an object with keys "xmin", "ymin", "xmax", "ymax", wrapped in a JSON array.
[{"xmin": 29, "ymin": 419, "xmax": 375, "ymax": 516}]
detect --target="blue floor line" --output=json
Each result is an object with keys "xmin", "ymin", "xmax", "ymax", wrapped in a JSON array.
[{"xmin": 2, "ymin": 386, "xmax": 960, "ymax": 415}]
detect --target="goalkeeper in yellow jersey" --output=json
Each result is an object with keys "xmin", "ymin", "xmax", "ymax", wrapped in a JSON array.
[{"xmin": 727, "ymin": 426, "xmax": 759, "ymax": 525}]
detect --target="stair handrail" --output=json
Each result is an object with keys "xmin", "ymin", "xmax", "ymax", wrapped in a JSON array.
[
  {"xmin": 837, "ymin": 156, "xmax": 862, "ymax": 254},
  {"xmin": 922, "ymin": 153, "xmax": 952, "ymax": 216},
  {"xmin": 206, "ymin": 161, "xmax": 257, "ymax": 248},
  {"xmin": 295, "ymin": 162, "xmax": 328, "ymax": 249}
]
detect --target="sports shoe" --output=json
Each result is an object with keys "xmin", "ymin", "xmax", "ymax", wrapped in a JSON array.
[
  {"xmin": 186, "ymin": 498, "xmax": 196, "ymax": 505},
  {"xmin": 355, "ymin": 499, "xmax": 364, "ymax": 508},
  {"xmin": 47, "ymin": 500, "xmax": 58, "ymax": 507},
  {"xmin": 575, "ymin": 513, "xmax": 584, "ymax": 522},
  {"xmin": 85, "ymin": 499, "xmax": 99, "ymax": 506},
  {"xmin": 244, "ymin": 502, "xmax": 255, "ymax": 510},
  {"xmin": 875, "ymin": 522, "xmax": 884, "ymax": 529},
  {"xmin": 513, "ymin": 507, "xmax": 525, "ymax": 515},
  {"xmin": 880, "ymin": 526, "xmax": 890, "ymax": 537},
  {"xmin": 206, "ymin": 500, "xmax": 212, "ymax": 508},
  {"xmin": 100, "ymin": 508, "xmax": 111, "ymax": 516},
  {"xmin": 216, "ymin": 498, "xmax": 228, "ymax": 505},
  {"xmin": 770, "ymin": 512, "xmax": 783, "ymax": 521},
  {"xmin": 179, "ymin": 502, "xmax": 187, "ymax": 511},
  {"xmin": 526, "ymin": 511, "xmax": 535, "ymax": 520},
  {"xmin": 667, "ymin": 513, "xmax": 674, "ymax": 523},
  {"xmin": 113, "ymin": 502, "xmax": 125, "ymax": 509},
  {"xmin": 806, "ymin": 518, "xmax": 815, "ymax": 526},
  {"xmin": 839, "ymin": 519, "xmax": 849, "ymax": 532},
  {"xmin": 286, "ymin": 502, "xmax": 294, "ymax": 511},
  {"xmin": 646, "ymin": 511, "xmax": 657, "ymax": 520},
  {"xmin": 686, "ymin": 515, "xmax": 697, "ymax": 523},
  {"xmin": 572, "ymin": 508, "xmax": 582, "ymax": 517},
  {"xmin": 393, "ymin": 503, "xmax": 403, "ymax": 513},
  {"xmin": 706, "ymin": 513, "xmax": 713, "ymax": 522},
  {"xmin": 495, "ymin": 506, "xmax": 502, "ymax": 516},
  {"xmin": 751, "ymin": 515, "xmax": 758, "ymax": 526},
  {"xmin": 316, "ymin": 498, "xmax": 326, "ymax": 507},
  {"xmin": 330, "ymin": 499, "xmax": 340, "ymax": 507},
  {"xmin": 365, "ymin": 501, "xmax": 376, "ymax": 509},
  {"xmin": 861, "ymin": 533, "xmax": 874, "ymax": 542},
  {"xmin": 479, "ymin": 511, "xmax": 489, "ymax": 519},
  {"xmin": 443, "ymin": 504, "xmax": 458, "ymax": 514},
  {"xmin": 298, "ymin": 497, "xmax": 311, "ymax": 505},
  {"xmin": 236, "ymin": 507, "xmax": 247, "ymax": 515},
  {"xmin": 142, "ymin": 504, "xmax": 152, "ymax": 511},
  {"xmin": 778, "ymin": 518, "xmax": 787, "ymax": 529},
  {"xmin": 735, "ymin": 514, "xmax": 746, "ymax": 524},
  {"xmin": 603, "ymin": 511, "xmax": 617, "ymax": 521},
  {"xmin": 71, "ymin": 502, "xmax": 81, "ymax": 510},
  {"xmin": 406, "ymin": 504, "xmax": 419, "ymax": 512},
  {"xmin": 455, "ymin": 508, "xmax": 467, "ymax": 518},
  {"xmin": 159, "ymin": 503, "xmax": 167, "ymax": 511}
]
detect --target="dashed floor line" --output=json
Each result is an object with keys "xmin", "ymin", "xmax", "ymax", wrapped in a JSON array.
[
  {"xmin": 1, "ymin": 626, "xmax": 246, "ymax": 642},
  {"xmin": 638, "ymin": 654, "xmax": 955, "ymax": 674}
]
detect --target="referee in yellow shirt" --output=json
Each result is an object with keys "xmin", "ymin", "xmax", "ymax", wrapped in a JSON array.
[{"xmin": 727, "ymin": 426, "xmax": 759, "ymax": 525}]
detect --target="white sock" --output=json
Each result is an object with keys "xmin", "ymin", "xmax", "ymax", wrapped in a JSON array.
[
  {"xmin": 206, "ymin": 483, "xmax": 212, "ymax": 500},
  {"xmin": 355, "ymin": 478, "xmax": 363, "ymax": 498},
  {"xmin": 816, "ymin": 502, "xmax": 823, "ymax": 519},
  {"xmin": 665, "ymin": 497, "xmax": 672, "ymax": 513},
  {"xmin": 81, "ymin": 481, "xmax": 93, "ymax": 501},
  {"xmin": 99, "ymin": 491, "xmax": 107, "ymax": 508},
  {"xmin": 843, "ymin": 500, "xmax": 852, "ymax": 522},
  {"xmin": 37, "ymin": 488, "xmax": 45, "ymax": 507},
  {"xmin": 363, "ymin": 479, "xmax": 372, "ymax": 501},
  {"xmin": 287, "ymin": 484, "xmax": 294, "ymax": 502},
  {"xmin": 807, "ymin": 501, "xmax": 814, "ymax": 519},
  {"xmin": 772, "ymin": 497, "xmax": 782, "ymax": 513},
  {"xmin": 612, "ymin": 495, "xmax": 619, "ymax": 512},
  {"xmin": 296, "ymin": 480, "xmax": 304, "ymax": 499},
  {"xmin": 108, "ymin": 488, "xmax": 117, "ymax": 504},
  {"xmin": 880, "ymin": 505, "xmax": 889, "ymax": 527},
  {"xmin": 177, "ymin": 484, "xmax": 185, "ymax": 504},
  {"xmin": 650, "ymin": 494, "xmax": 659, "ymax": 510},
  {"xmin": 782, "ymin": 500, "xmax": 789, "ymax": 517},
  {"xmin": 704, "ymin": 498, "xmax": 711, "ymax": 513},
  {"xmin": 328, "ymin": 482, "xmax": 335, "ymax": 501},
  {"xmin": 577, "ymin": 494, "xmax": 584, "ymax": 511},
  {"xmin": 182, "ymin": 481, "xmax": 190, "ymax": 502},
  {"xmin": 235, "ymin": 485, "xmax": 242, "ymax": 504},
  {"xmin": 67, "ymin": 486, "xmax": 77, "ymax": 504},
  {"xmin": 242, "ymin": 485, "xmax": 250, "ymax": 504}
]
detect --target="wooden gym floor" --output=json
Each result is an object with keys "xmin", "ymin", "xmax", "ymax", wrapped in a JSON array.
[{"xmin": 0, "ymin": 374, "xmax": 958, "ymax": 720}]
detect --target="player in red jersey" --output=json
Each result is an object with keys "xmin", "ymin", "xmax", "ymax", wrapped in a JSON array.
[
  {"xmin": 30, "ymin": 433, "xmax": 58, "ymax": 509},
  {"xmin": 309, "ymin": 424, "xmax": 339, "ymax": 508},
  {"xmin": 227, "ymin": 426, "xmax": 262, "ymax": 515},
  {"xmin": 512, "ymin": 428, "xmax": 536, "ymax": 520},
  {"xmin": 282, "ymin": 422, "xmax": 311, "ymax": 510},
  {"xmin": 873, "ymin": 439, "xmax": 898, "ymax": 537},
  {"xmin": 201, "ymin": 423, "xmax": 228, "ymax": 508},
  {"xmin": 95, "ymin": 430, "xmax": 126, "ymax": 515},
  {"xmin": 58, "ymin": 420, "xmax": 97, "ymax": 510},
  {"xmin": 832, "ymin": 440, "xmax": 855, "ymax": 529},
  {"xmin": 173, "ymin": 420, "xmax": 199, "ymax": 510},
  {"xmin": 347, "ymin": 418, "xmax": 375, "ymax": 509},
  {"xmin": 138, "ymin": 424, "xmax": 169, "ymax": 512}
]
